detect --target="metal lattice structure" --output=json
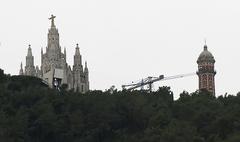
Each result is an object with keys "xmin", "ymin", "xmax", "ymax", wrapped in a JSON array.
[{"xmin": 122, "ymin": 73, "xmax": 196, "ymax": 92}]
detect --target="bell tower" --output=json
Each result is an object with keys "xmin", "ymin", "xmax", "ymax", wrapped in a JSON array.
[{"xmin": 197, "ymin": 43, "xmax": 216, "ymax": 95}]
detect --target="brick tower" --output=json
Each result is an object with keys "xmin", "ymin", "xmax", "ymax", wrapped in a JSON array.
[{"xmin": 197, "ymin": 43, "xmax": 216, "ymax": 95}]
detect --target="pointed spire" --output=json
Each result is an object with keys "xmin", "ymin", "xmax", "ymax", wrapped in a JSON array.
[
  {"xmin": 204, "ymin": 38, "xmax": 208, "ymax": 51},
  {"xmin": 26, "ymin": 44, "xmax": 34, "ymax": 68},
  {"xmin": 41, "ymin": 48, "xmax": 43, "ymax": 55},
  {"xmin": 64, "ymin": 47, "xmax": 66, "ymax": 55},
  {"xmin": 84, "ymin": 61, "xmax": 89, "ymax": 72},
  {"xmin": 75, "ymin": 44, "xmax": 80, "ymax": 56},
  {"xmin": 36, "ymin": 65, "xmax": 39, "ymax": 70},
  {"xmin": 63, "ymin": 47, "xmax": 67, "ymax": 61},
  {"xmin": 19, "ymin": 62, "xmax": 24, "ymax": 75},
  {"xmin": 74, "ymin": 43, "xmax": 82, "ymax": 66},
  {"xmin": 27, "ymin": 44, "xmax": 33, "ymax": 56}
]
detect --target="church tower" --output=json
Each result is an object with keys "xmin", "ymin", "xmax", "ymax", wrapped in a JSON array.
[
  {"xmin": 20, "ymin": 15, "xmax": 90, "ymax": 93},
  {"xmin": 46, "ymin": 15, "xmax": 61, "ymax": 62},
  {"xmin": 73, "ymin": 44, "xmax": 83, "ymax": 92},
  {"xmin": 41, "ymin": 15, "xmax": 68, "ymax": 88},
  {"xmin": 72, "ymin": 44, "xmax": 89, "ymax": 93},
  {"xmin": 197, "ymin": 43, "xmax": 216, "ymax": 95},
  {"xmin": 84, "ymin": 61, "xmax": 89, "ymax": 91},
  {"xmin": 25, "ymin": 45, "xmax": 36, "ymax": 76}
]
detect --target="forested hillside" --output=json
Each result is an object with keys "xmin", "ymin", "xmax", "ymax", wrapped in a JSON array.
[{"xmin": 0, "ymin": 70, "xmax": 240, "ymax": 142}]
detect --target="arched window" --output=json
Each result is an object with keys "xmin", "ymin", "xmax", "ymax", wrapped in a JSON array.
[
  {"xmin": 203, "ymin": 74, "xmax": 207, "ymax": 88},
  {"xmin": 209, "ymin": 76, "xmax": 212, "ymax": 81}
]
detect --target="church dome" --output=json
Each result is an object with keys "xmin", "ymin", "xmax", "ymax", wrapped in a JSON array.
[{"xmin": 197, "ymin": 45, "xmax": 215, "ymax": 63}]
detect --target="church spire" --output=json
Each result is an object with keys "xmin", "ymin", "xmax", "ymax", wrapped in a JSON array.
[
  {"xmin": 41, "ymin": 47, "xmax": 43, "ymax": 55},
  {"xmin": 27, "ymin": 44, "xmax": 32, "ymax": 56},
  {"xmin": 74, "ymin": 44, "xmax": 82, "ymax": 66},
  {"xmin": 25, "ymin": 44, "xmax": 35, "ymax": 76},
  {"xmin": 84, "ymin": 61, "xmax": 88, "ymax": 72},
  {"xmin": 84, "ymin": 61, "xmax": 89, "ymax": 92},
  {"xmin": 47, "ymin": 14, "xmax": 60, "ymax": 57},
  {"xmin": 75, "ymin": 44, "xmax": 80, "ymax": 56},
  {"xmin": 64, "ymin": 47, "xmax": 67, "ymax": 61},
  {"xmin": 19, "ymin": 62, "xmax": 24, "ymax": 75}
]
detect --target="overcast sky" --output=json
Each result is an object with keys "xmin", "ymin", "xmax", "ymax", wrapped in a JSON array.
[{"xmin": 0, "ymin": 0, "xmax": 239, "ymax": 98}]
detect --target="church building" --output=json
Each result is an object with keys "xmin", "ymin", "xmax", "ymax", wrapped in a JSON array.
[
  {"xmin": 197, "ymin": 43, "xmax": 216, "ymax": 95},
  {"xmin": 19, "ymin": 15, "xmax": 89, "ymax": 93}
]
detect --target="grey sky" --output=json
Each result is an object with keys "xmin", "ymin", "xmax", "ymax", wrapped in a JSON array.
[{"xmin": 0, "ymin": 0, "xmax": 239, "ymax": 98}]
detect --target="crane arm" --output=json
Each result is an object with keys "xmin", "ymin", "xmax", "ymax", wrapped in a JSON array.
[
  {"xmin": 123, "ymin": 73, "xmax": 196, "ymax": 91},
  {"xmin": 161, "ymin": 73, "xmax": 196, "ymax": 81}
]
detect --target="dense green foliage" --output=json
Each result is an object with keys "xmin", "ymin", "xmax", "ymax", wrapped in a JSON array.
[{"xmin": 0, "ymin": 71, "xmax": 240, "ymax": 142}]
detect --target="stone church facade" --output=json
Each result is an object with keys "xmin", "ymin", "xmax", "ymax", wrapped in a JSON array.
[{"xmin": 19, "ymin": 15, "xmax": 89, "ymax": 93}]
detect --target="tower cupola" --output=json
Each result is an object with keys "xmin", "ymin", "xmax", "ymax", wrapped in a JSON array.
[{"xmin": 197, "ymin": 45, "xmax": 215, "ymax": 64}]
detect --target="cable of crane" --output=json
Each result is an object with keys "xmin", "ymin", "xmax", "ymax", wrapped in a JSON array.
[{"xmin": 160, "ymin": 72, "xmax": 196, "ymax": 81}]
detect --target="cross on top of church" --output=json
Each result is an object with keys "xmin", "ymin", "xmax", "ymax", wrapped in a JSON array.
[{"xmin": 49, "ymin": 14, "xmax": 56, "ymax": 27}]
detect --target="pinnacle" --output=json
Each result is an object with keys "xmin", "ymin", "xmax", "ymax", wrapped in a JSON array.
[{"xmin": 27, "ymin": 44, "xmax": 32, "ymax": 56}]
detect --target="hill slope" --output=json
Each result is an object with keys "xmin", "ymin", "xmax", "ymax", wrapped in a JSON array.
[{"xmin": 0, "ymin": 72, "xmax": 239, "ymax": 142}]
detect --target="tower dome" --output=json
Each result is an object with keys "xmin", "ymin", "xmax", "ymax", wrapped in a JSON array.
[{"xmin": 197, "ymin": 45, "xmax": 215, "ymax": 63}]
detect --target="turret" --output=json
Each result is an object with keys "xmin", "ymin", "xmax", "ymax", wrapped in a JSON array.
[
  {"xmin": 35, "ymin": 66, "xmax": 41, "ymax": 78},
  {"xmin": 73, "ymin": 43, "xmax": 85, "ymax": 92},
  {"xmin": 27, "ymin": 45, "xmax": 33, "ymax": 57},
  {"xmin": 41, "ymin": 48, "xmax": 43, "ymax": 64},
  {"xmin": 84, "ymin": 61, "xmax": 89, "ymax": 82},
  {"xmin": 84, "ymin": 61, "xmax": 88, "ymax": 74},
  {"xmin": 74, "ymin": 44, "xmax": 82, "ymax": 66},
  {"xmin": 25, "ymin": 44, "xmax": 36, "ymax": 76},
  {"xmin": 84, "ymin": 61, "xmax": 89, "ymax": 92},
  {"xmin": 41, "ymin": 47, "xmax": 43, "ymax": 56},
  {"xmin": 19, "ymin": 62, "xmax": 24, "ymax": 75},
  {"xmin": 64, "ymin": 47, "xmax": 67, "ymax": 61}
]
